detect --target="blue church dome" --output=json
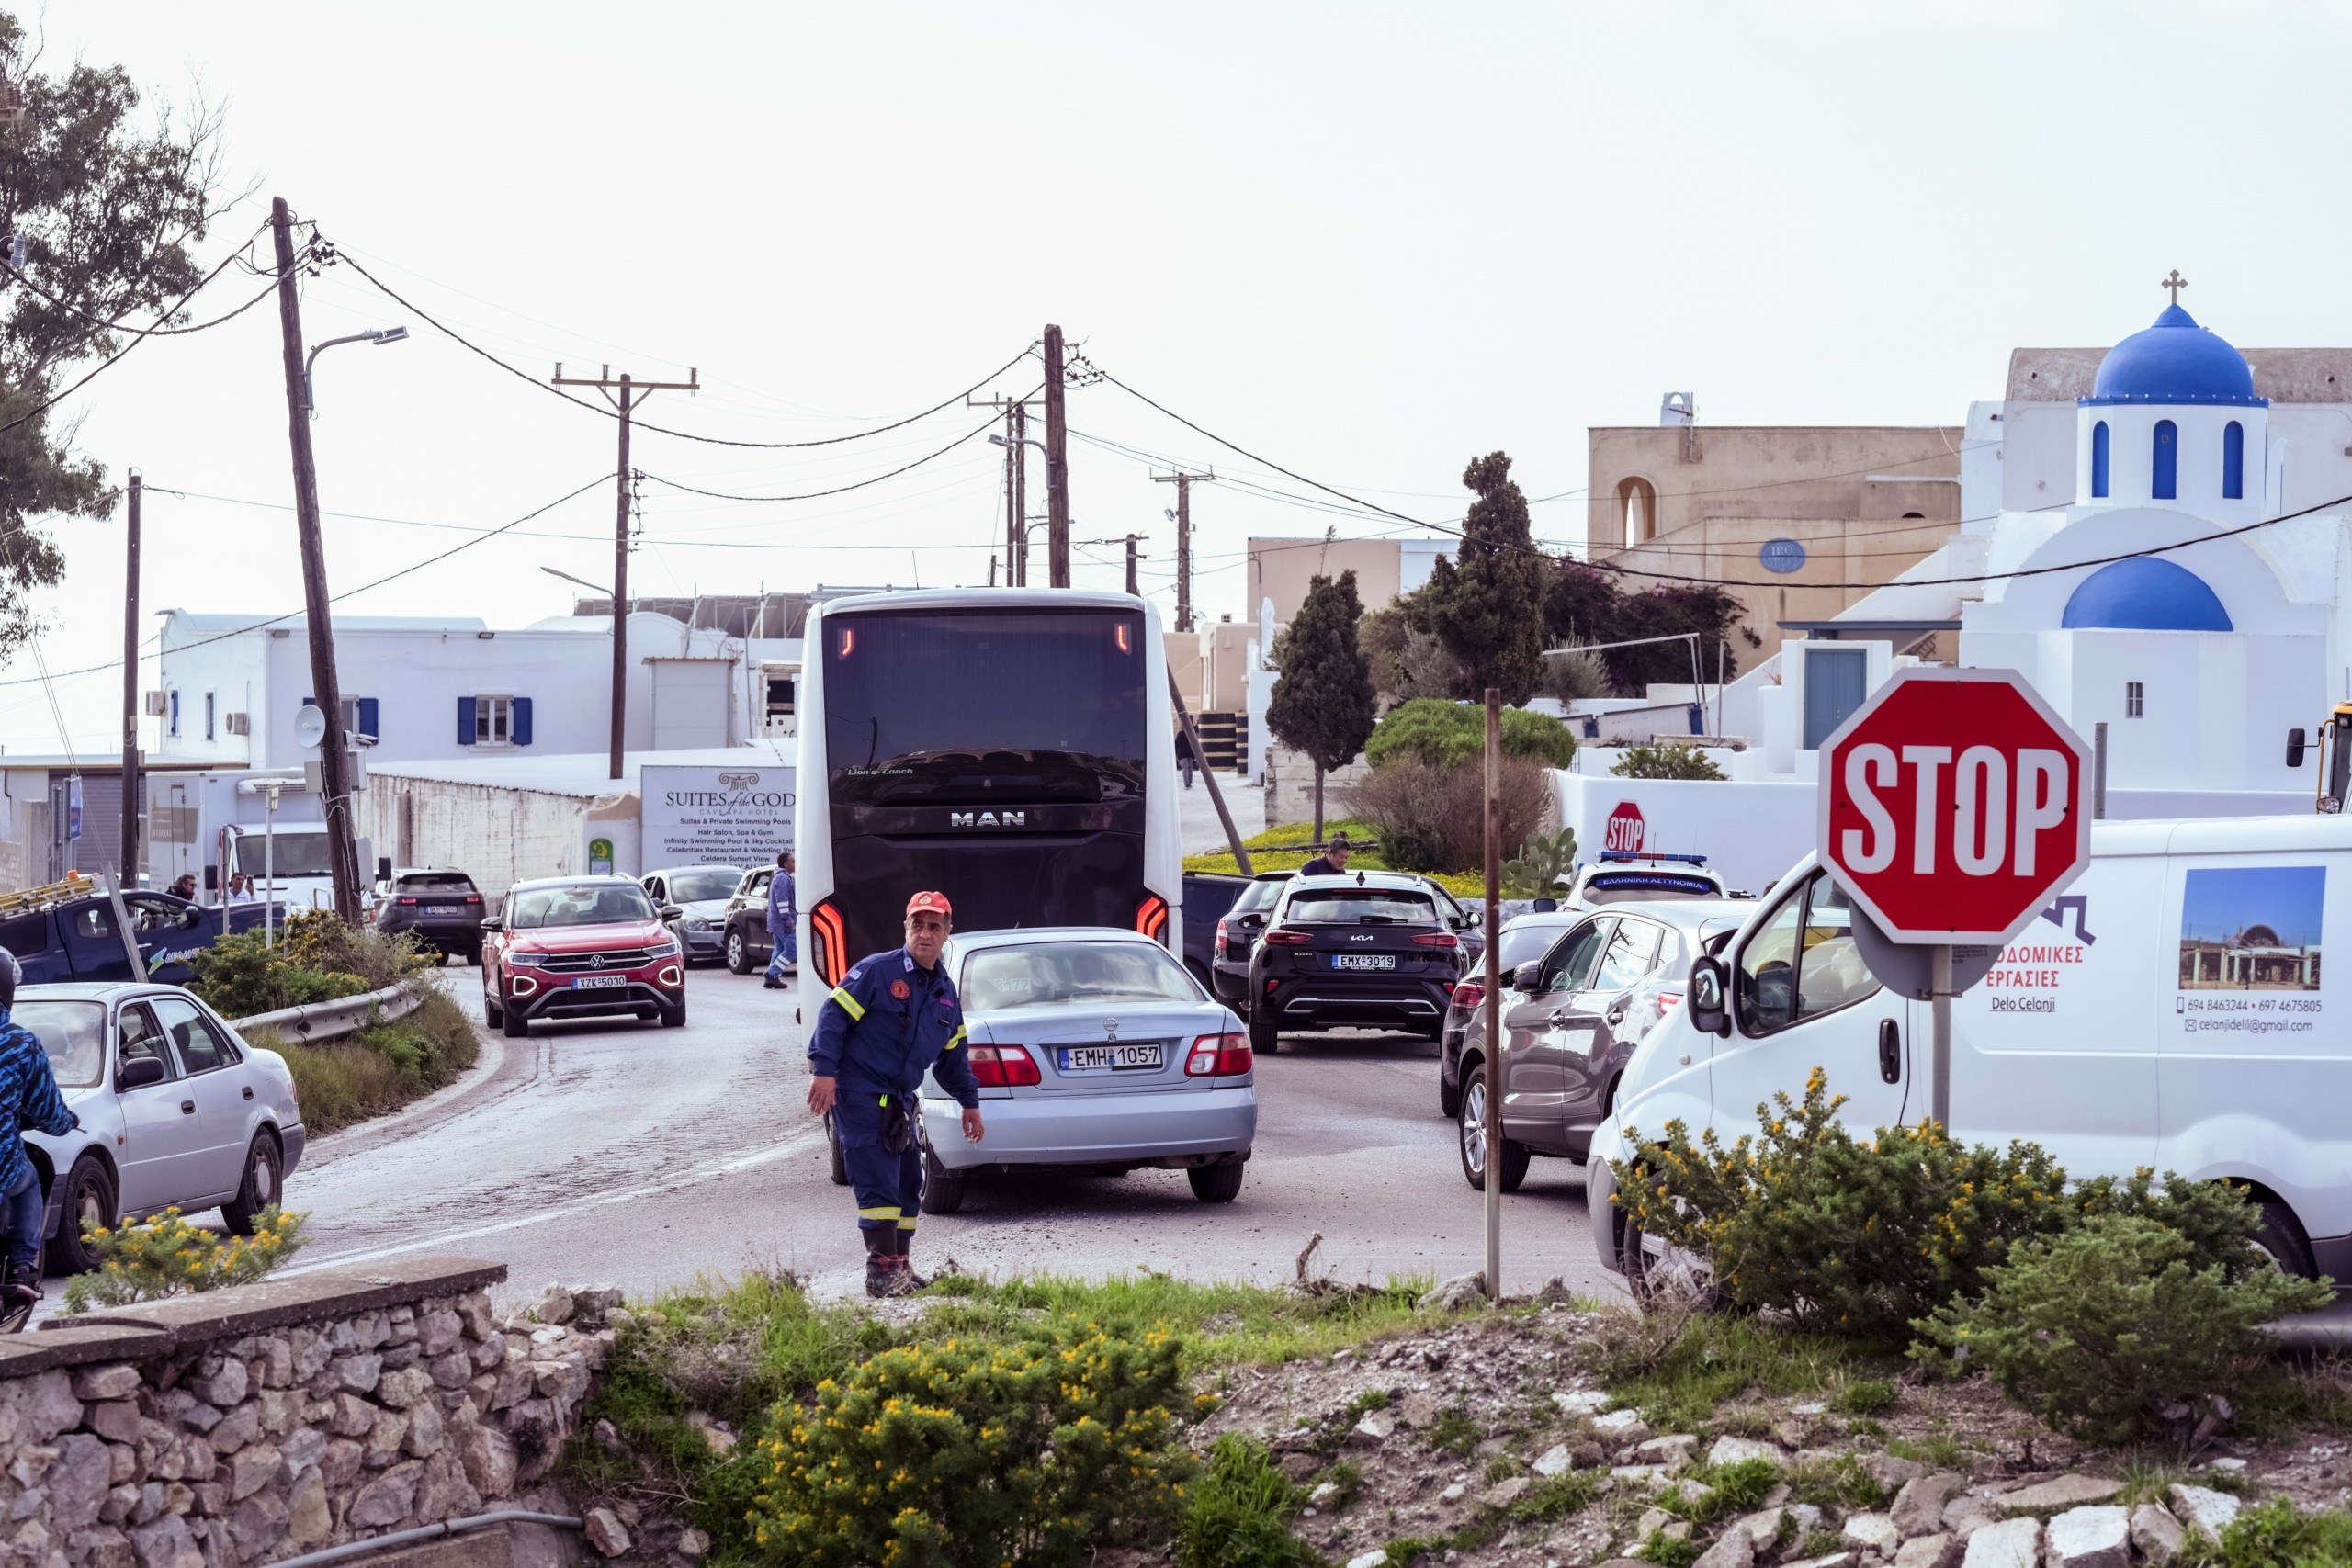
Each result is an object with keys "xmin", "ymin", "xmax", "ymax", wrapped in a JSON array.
[
  {"xmin": 2061, "ymin": 557, "xmax": 2233, "ymax": 632},
  {"xmin": 2081, "ymin": 304, "xmax": 2264, "ymax": 407}
]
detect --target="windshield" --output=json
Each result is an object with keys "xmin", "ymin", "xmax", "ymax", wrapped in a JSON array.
[
  {"xmin": 823, "ymin": 608, "xmax": 1147, "ymax": 806},
  {"xmin": 1234, "ymin": 880, "xmax": 1285, "ymax": 916},
  {"xmin": 16, "ymin": 1001, "xmax": 103, "ymax": 1089},
  {"xmin": 663, "ymin": 870, "xmax": 741, "ymax": 903},
  {"xmin": 231, "ymin": 831, "xmax": 333, "ymax": 878},
  {"xmin": 1498, "ymin": 922, "xmax": 1569, "ymax": 971},
  {"xmin": 1586, "ymin": 873, "xmax": 1720, "ymax": 905},
  {"xmin": 1284, "ymin": 888, "xmax": 1439, "ymax": 925},
  {"xmin": 960, "ymin": 941, "xmax": 1199, "ymax": 1010},
  {"xmin": 397, "ymin": 872, "xmax": 476, "ymax": 893},
  {"xmin": 509, "ymin": 884, "xmax": 657, "ymax": 929}
]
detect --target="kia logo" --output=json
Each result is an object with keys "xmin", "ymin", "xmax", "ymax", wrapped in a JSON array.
[{"xmin": 1351, "ymin": 934, "xmax": 1374, "ymax": 942}]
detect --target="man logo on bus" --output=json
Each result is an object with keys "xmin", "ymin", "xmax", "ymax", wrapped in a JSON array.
[{"xmin": 949, "ymin": 811, "xmax": 1027, "ymax": 828}]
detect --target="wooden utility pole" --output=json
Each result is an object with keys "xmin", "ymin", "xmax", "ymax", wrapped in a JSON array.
[
  {"xmin": 119, "ymin": 470, "xmax": 140, "ymax": 885},
  {"xmin": 969, "ymin": 392, "xmax": 1040, "ymax": 587},
  {"xmin": 1043, "ymin": 323, "xmax": 1070, "ymax": 588},
  {"xmin": 552, "ymin": 364, "xmax": 699, "ymax": 780},
  {"xmin": 1125, "ymin": 534, "xmax": 1140, "ymax": 595},
  {"xmin": 270, "ymin": 197, "xmax": 363, "ymax": 923},
  {"xmin": 1482, "ymin": 687, "xmax": 1503, "ymax": 1299},
  {"xmin": 1153, "ymin": 469, "xmax": 1216, "ymax": 632}
]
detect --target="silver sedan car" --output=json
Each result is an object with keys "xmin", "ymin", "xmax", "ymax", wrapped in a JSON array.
[
  {"xmin": 17, "ymin": 983, "xmax": 306, "ymax": 1273},
  {"xmin": 910, "ymin": 928, "xmax": 1257, "ymax": 1213}
]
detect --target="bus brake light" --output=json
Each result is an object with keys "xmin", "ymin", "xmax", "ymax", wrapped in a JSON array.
[{"xmin": 1135, "ymin": 894, "xmax": 1169, "ymax": 942}]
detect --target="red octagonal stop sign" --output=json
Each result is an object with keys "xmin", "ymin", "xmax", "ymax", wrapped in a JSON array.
[{"xmin": 1817, "ymin": 666, "xmax": 2093, "ymax": 945}]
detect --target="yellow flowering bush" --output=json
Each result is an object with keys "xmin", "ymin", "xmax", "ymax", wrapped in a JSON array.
[
  {"xmin": 62, "ymin": 1205, "xmax": 307, "ymax": 1314},
  {"xmin": 744, "ymin": 1319, "xmax": 1191, "ymax": 1568}
]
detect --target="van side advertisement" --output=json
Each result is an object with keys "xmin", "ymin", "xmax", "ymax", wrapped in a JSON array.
[
  {"xmin": 639, "ymin": 765, "xmax": 796, "ymax": 866},
  {"xmin": 2173, "ymin": 863, "xmax": 2324, "ymax": 1038}
]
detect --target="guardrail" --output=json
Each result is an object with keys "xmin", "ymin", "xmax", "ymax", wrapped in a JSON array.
[{"xmin": 231, "ymin": 978, "xmax": 422, "ymax": 1043}]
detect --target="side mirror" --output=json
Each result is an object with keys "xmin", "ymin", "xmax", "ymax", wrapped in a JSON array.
[
  {"xmin": 117, "ymin": 1057, "xmax": 167, "ymax": 1091},
  {"xmin": 1687, "ymin": 956, "xmax": 1733, "ymax": 1038},
  {"xmin": 2288, "ymin": 728, "xmax": 2309, "ymax": 769},
  {"xmin": 1531, "ymin": 897, "xmax": 1557, "ymax": 913},
  {"xmin": 1510, "ymin": 962, "xmax": 1544, "ymax": 992},
  {"xmin": 479, "ymin": 917, "xmax": 503, "ymax": 933},
  {"xmin": 660, "ymin": 904, "xmax": 684, "ymax": 921},
  {"xmin": 376, "ymin": 856, "xmax": 393, "ymax": 881}
]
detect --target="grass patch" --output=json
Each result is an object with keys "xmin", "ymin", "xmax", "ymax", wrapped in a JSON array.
[
  {"xmin": 1634, "ymin": 1530, "xmax": 1701, "ymax": 1568},
  {"xmin": 1885, "ymin": 1432, "xmax": 1973, "ymax": 1470},
  {"xmin": 1315, "ymin": 1459, "xmax": 1363, "ymax": 1510},
  {"xmin": 1510, "ymin": 1471, "xmax": 1600, "ymax": 1524},
  {"xmin": 1582, "ymin": 1309, "xmax": 1903, "ymax": 1435},
  {"xmin": 1180, "ymin": 1435, "xmax": 1321, "ymax": 1568},
  {"xmin": 1781, "ymin": 1453, "xmax": 1890, "ymax": 1513},
  {"xmin": 1181, "ymin": 816, "xmax": 1484, "ymax": 895},
  {"xmin": 1428, "ymin": 1405, "xmax": 1481, "ymax": 1458},
  {"xmin": 2181, "ymin": 1497, "xmax": 2352, "ymax": 1567},
  {"xmin": 254, "ymin": 986, "xmax": 481, "ymax": 1134},
  {"xmin": 1835, "ymin": 1378, "xmax": 1896, "ymax": 1416}
]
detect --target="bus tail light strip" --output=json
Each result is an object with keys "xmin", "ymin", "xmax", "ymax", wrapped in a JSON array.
[
  {"xmin": 810, "ymin": 901, "xmax": 849, "ymax": 987},
  {"xmin": 968, "ymin": 1045, "xmax": 1042, "ymax": 1088},
  {"xmin": 1135, "ymin": 894, "xmax": 1169, "ymax": 943}
]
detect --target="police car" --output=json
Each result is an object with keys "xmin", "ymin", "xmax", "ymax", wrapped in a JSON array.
[{"xmin": 1563, "ymin": 852, "xmax": 1732, "ymax": 910}]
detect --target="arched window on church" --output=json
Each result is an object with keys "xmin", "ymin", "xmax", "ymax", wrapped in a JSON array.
[
  {"xmin": 1618, "ymin": 477, "xmax": 1657, "ymax": 546},
  {"xmin": 2091, "ymin": 421, "xmax": 2109, "ymax": 498},
  {"xmin": 2152, "ymin": 420, "xmax": 2178, "ymax": 501},
  {"xmin": 2222, "ymin": 421, "xmax": 2245, "ymax": 500}
]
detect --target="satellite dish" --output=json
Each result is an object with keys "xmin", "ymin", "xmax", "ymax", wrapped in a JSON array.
[{"xmin": 293, "ymin": 705, "xmax": 327, "ymax": 750}]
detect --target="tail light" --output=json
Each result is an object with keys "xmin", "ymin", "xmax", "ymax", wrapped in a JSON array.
[
  {"xmin": 398, "ymin": 897, "xmax": 418, "ymax": 906},
  {"xmin": 1262, "ymin": 929, "xmax": 1310, "ymax": 945},
  {"xmin": 1451, "ymin": 982, "xmax": 1487, "ymax": 1012},
  {"xmin": 1136, "ymin": 894, "xmax": 1170, "ymax": 943},
  {"xmin": 1185, "ymin": 1032, "xmax": 1252, "ymax": 1077},
  {"xmin": 969, "ymin": 1044, "xmax": 1042, "ymax": 1088},
  {"xmin": 1657, "ymin": 992, "xmax": 1683, "ymax": 1015},
  {"xmin": 810, "ymin": 900, "xmax": 848, "ymax": 987},
  {"xmin": 465, "ymin": 896, "xmax": 482, "ymax": 905},
  {"xmin": 1412, "ymin": 931, "xmax": 1459, "ymax": 948}
]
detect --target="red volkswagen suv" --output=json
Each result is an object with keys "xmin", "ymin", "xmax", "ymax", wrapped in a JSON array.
[{"xmin": 479, "ymin": 876, "xmax": 687, "ymax": 1037}]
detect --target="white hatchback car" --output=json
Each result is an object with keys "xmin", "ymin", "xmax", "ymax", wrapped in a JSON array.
[{"xmin": 15, "ymin": 983, "xmax": 305, "ymax": 1273}]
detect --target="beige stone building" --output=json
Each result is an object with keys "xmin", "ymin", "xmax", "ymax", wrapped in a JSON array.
[
  {"xmin": 1582, "ymin": 418, "xmax": 1965, "ymax": 663},
  {"xmin": 1242, "ymin": 536, "xmax": 1454, "ymax": 629}
]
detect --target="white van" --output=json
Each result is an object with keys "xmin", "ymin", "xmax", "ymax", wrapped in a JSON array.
[
  {"xmin": 220, "ymin": 823, "xmax": 335, "ymax": 911},
  {"xmin": 1588, "ymin": 815, "xmax": 2352, "ymax": 1286}
]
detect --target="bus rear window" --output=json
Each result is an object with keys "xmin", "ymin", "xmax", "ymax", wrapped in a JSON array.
[{"xmin": 823, "ymin": 609, "xmax": 1147, "ymax": 806}]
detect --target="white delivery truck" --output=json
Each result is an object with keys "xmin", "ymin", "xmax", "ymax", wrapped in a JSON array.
[{"xmin": 1589, "ymin": 814, "xmax": 2352, "ymax": 1285}]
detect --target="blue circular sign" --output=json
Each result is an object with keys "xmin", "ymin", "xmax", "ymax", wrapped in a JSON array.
[{"xmin": 1759, "ymin": 537, "xmax": 1807, "ymax": 574}]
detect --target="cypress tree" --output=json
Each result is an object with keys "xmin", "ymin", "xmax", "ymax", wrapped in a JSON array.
[
  {"xmin": 1266, "ymin": 570, "xmax": 1377, "ymax": 840},
  {"xmin": 1422, "ymin": 452, "xmax": 1549, "ymax": 704}
]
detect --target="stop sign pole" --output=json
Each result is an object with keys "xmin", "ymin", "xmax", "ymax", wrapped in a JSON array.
[{"xmin": 1816, "ymin": 667, "xmax": 2093, "ymax": 1129}]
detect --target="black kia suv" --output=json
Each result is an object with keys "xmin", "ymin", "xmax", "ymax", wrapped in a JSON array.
[{"xmin": 1245, "ymin": 872, "xmax": 1470, "ymax": 1053}]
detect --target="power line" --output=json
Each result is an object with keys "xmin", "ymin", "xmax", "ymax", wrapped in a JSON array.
[
  {"xmin": 637, "ymin": 413, "xmax": 1000, "ymax": 502},
  {"xmin": 334, "ymin": 245, "xmax": 1036, "ymax": 451}
]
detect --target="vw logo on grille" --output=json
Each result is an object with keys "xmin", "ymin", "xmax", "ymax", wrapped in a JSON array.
[{"xmin": 589, "ymin": 953, "xmax": 606, "ymax": 970}]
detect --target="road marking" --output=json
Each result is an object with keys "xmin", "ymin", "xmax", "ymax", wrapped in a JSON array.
[{"xmin": 287, "ymin": 1123, "xmax": 828, "ymax": 1274}]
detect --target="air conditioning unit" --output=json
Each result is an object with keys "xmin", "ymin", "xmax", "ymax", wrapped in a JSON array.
[
  {"xmin": 141, "ymin": 691, "xmax": 167, "ymax": 716},
  {"xmin": 224, "ymin": 713, "xmax": 251, "ymax": 737}
]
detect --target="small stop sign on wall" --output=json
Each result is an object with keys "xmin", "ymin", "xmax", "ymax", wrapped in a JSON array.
[{"xmin": 1605, "ymin": 801, "xmax": 1645, "ymax": 854}]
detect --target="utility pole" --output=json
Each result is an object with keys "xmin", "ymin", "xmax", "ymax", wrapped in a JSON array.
[
  {"xmin": 1043, "ymin": 323, "xmax": 1070, "ymax": 588},
  {"xmin": 1153, "ymin": 468, "xmax": 1216, "ymax": 632},
  {"xmin": 552, "ymin": 363, "xmax": 699, "ymax": 780},
  {"xmin": 1124, "ymin": 534, "xmax": 1140, "ymax": 596},
  {"xmin": 970, "ymin": 392, "xmax": 1041, "ymax": 587},
  {"xmin": 119, "ymin": 470, "xmax": 140, "ymax": 886},
  {"xmin": 270, "ymin": 197, "xmax": 362, "ymax": 923}
]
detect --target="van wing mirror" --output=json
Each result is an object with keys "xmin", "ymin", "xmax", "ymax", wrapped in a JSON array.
[
  {"xmin": 2288, "ymin": 728, "xmax": 2309, "ymax": 769},
  {"xmin": 1687, "ymin": 956, "xmax": 1733, "ymax": 1037}
]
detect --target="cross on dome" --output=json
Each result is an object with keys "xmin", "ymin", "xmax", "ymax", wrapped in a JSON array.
[{"xmin": 2163, "ymin": 269, "xmax": 2188, "ymax": 304}]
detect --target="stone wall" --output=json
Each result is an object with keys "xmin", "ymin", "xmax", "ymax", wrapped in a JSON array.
[
  {"xmin": 0, "ymin": 1257, "xmax": 604, "ymax": 1568},
  {"xmin": 1261, "ymin": 745, "xmax": 1369, "ymax": 832}
]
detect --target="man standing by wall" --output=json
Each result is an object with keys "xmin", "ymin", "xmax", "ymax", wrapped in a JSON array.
[
  {"xmin": 805, "ymin": 892, "xmax": 985, "ymax": 1296},
  {"xmin": 763, "ymin": 850, "xmax": 797, "ymax": 989}
]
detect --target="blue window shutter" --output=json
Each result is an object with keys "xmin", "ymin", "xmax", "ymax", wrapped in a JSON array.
[
  {"xmin": 513, "ymin": 697, "xmax": 533, "ymax": 747},
  {"xmin": 357, "ymin": 697, "xmax": 379, "ymax": 739},
  {"xmin": 301, "ymin": 695, "xmax": 315, "ymax": 707},
  {"xmin": 2222, "ymin": 421, "xmax": 2245, "ymax": 500},
  {"xmin": 458, "ymin": 697, "xmax": 477, "ymax": 746},
  {"xmin": 2153, "ymin": 419, "xmax": 2178, "ymax": 501},
  {"xmin": 2090, "ymin": 421, "xmax": 2109, "ymax": 498}
]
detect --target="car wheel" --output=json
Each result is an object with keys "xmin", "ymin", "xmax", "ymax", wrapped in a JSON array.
[
  {"xmin": 826, "ymin": 1112, "xmax": 849, "ymax": 1186},
  {"xmin": 220, "ymin": 1134, "xmax": 284, "ymax": 1236},
  {"xmin": 725, "ymin": 929, "xmax": 752, "ymax": 975},
  {"xmin": 501, "ymin": 999, "xmax": 528, "ymax": 1038},
  {"xmin": 482, "ymin": 987, "xmax": 503, "ymax": 1028},
  {"xmin": 1437, "ymin": 1058, "xmax": 1464, "ymax": 1121},
  {"xmin": 660, "ymin": 1000, "xmax": 687, "ymax": 1029},
  {"xmin": 921, "ymin": 1143, "xmax": 967, "ymax": 1215},
  {"xmin": 1456, "ymin": 1061, "xmax": 1528, "ymax": 1193},
  {"xmin": 1188, "ymin": 1160, "xmax": 1244, "ymax": 1203},
  {"xmin": 437, "ymin": 950, "xmax": 454, "ymax": 968},
  {"xmin": 2253, "ymin": 1196, "xmax": 2319, "ymax": 1278},
  {"xmin": 1623, "ymin": 1203, "xmax": 1724, "ymax": 1311},
  {"xmin": 46, "ymin": 1155, "xmax": 116, "ymax": 1276},
  {"xmin": 1249, "ymin": 1004, "xmax": 1281, "ymax": 1056}
]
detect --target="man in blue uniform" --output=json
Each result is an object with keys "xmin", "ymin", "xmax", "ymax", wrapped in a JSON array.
[
  {"xmin": 805, "ymin": 890, "xmax": 984, "ymax": 1297},
  {"xmin": 763, "ymin": 851, "xmax": 797, "ymax": 989}
]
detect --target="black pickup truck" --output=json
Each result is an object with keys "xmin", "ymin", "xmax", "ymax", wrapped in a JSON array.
[{"xmin": 0, "ymin": 889, "xmax": 274, "ymax": 987}]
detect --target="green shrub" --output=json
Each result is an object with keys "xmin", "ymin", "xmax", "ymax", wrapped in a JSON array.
[
  {"xmin": 277, "ymin": 910, "xmax": 433, "ymax": 988},
  {"xmin": 2194, "ymin": 1498, "xmax": 2352, "ymax": 1568},
  {"xmin": 1502, "ymin": 827, "xmax": 1578, "ymax": 898},
  {"xmin": 63, "ymin": 1206, "xmax": 305, "ymax": 1313},
  {"xmin": 1350, "ymin": 754, "xmax": 1550, "ymax": 874},
  {"xmin": 1913, "ymin": 1213, "xmax": 2329, "ymax": 1447},
  {"xmin": 1610, "ymin": 743, "xmax": 1724, "ymax": 781},
  {"xmin": 258, "ymin": 989, "xmax": 482, "ymax": 1135},
  {"xmin": 746, "ymin": 1320, "xmax": 1191, "ymax": 1568},
  {"xmin": 1835, "ymin": 1379, "xmax": 1895, "ymax": 1416},
  {"xmin": 186, "ymin": 931, "xmax": 372, "ymax": 1019},
  {"xmin": 1363, "ymin": 698, "xmax": 1576, "ymax": 770},
  {"xmin": 1179, "ymin": 1435, "xmax": 1319, "ymax": 1568}
]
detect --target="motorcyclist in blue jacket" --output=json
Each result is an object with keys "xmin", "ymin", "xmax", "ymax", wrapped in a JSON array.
[
  {"xmin": 806, "ymin": 890, "xmax": 984, "ymax": 1297},
  {"xmin": 0, "ymin": 949, "xmax": 74, "ymax": 1313}
]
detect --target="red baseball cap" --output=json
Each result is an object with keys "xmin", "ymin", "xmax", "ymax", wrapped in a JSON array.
[{"xmin": 906, "ymin": 891, "xmax": 953, "ymax": 919}]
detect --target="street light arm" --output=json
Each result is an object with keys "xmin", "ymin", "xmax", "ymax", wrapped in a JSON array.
[{"xmin": 304, "ymin": 326, "xmax": 410, "ymax": 411}]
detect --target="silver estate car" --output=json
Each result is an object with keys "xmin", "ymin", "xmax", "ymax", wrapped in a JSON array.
[
  {"xmin": 907, "ymin": 928, "xmax": 1257, "ymax": 1213},
  {"xmin": 16, "ymin": 983, "xmax": 306, "ymax": 1273}
]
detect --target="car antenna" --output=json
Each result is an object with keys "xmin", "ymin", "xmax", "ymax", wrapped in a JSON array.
[{"xmin": 1355, "ymin": 870, "xmax": 1365, "ymax": 886}]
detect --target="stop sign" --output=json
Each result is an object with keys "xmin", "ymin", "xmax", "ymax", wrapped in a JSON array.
[
  {"xmin": 1817, "ymin": 667, "xmax": 2092, "ymax": 945},
  {"xmin": 1605, "ymin": 801, "xmax": 1645, "ymax": 854}
]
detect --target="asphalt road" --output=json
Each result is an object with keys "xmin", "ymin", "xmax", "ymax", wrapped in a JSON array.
[{"xmin": 281, "ymin": 962, "xmax": 1623, "ymax": 1307}]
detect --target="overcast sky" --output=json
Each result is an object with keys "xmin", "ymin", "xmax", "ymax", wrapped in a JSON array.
[{"xmin": 3, "ymin": 1, "xmax": 2347, "ymax": 753}]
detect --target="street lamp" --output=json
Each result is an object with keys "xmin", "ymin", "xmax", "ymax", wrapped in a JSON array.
[
  {"xmin": 541, "ymin": 564, "xmax": 615, "ymax": 600},
  {"xmin": 304, "ymin": 326, "xmax": 409, "ymax": 412}
]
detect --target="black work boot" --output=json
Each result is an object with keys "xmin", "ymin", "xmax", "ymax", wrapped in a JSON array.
[
  {"xmin": 896, "ymin": 1229, "xmax": 931, "ymax": 1291},
  {"xmin": 863, "ymin": 1229, "xmax": 896, "ymax": 1299}
]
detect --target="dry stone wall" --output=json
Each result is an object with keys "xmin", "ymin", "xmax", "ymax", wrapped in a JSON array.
[{"xmin": 0, "ymin": 1257, "xmax": 605, "ymax": 1568}]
